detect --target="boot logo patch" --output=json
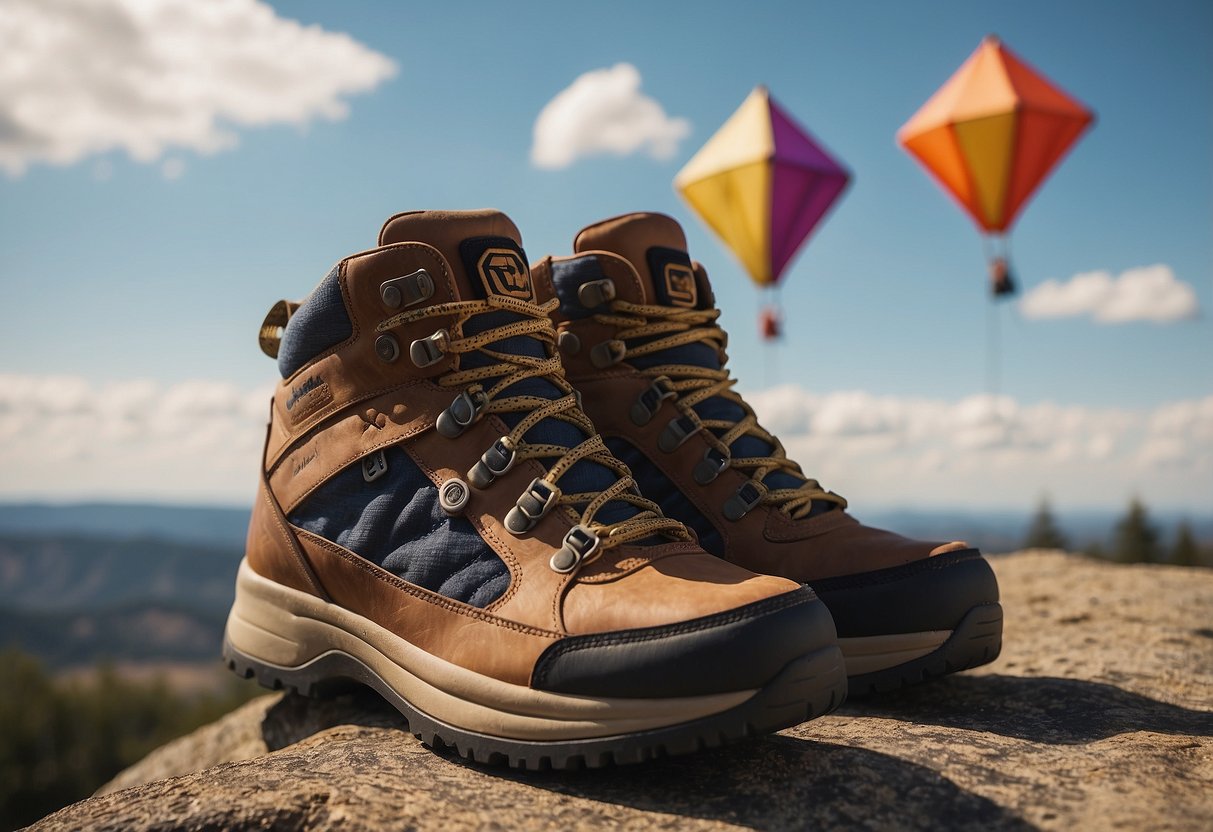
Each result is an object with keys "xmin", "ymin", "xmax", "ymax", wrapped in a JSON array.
[
  {"xmin": 283, "ymin": 374, "xmax": 331, "ymax": 425},
  {"xmin": 285, "ymin": 375, "xmax": 324, "ymax": 411},
  {"xmin": 477, "ymin": 249, "xmax": 533, "ymax": 301},
  {"xmin": 663, "ymin": 263, "xmax": 698, "ymax": 308}
]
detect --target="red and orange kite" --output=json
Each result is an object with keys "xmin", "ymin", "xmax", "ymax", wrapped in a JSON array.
[{"xmin": 898, "ymin": 36, "xmax": 1094, "ymax": 296}]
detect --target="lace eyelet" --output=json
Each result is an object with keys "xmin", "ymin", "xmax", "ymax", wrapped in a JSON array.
[
  {"xmin": 629, "ymin": 376, "xmax": 676, "ymax": 426},
  {"xmin": 436, "ymin": 389, "xmax": 488, "ymax": 438},
  {"xmin": 380, "ymin": 269, "xmax": 434, "ymax": 309},
  {"xmin": 589, "ymin": 340, "xmax": 626, "ymax": 368},
  {"xmin": 374, "ymin": 334, "xmax": 400, "ymax": 363},
  {"xmin": 438, "ymin": 477, "xmax": 470, "ymax": 515},
  {"xmin": 550, "ymin": 524, "xmax": 600, "ymax": 573},
  {"xmin": 693, "ymin": 447, "xmax": 730, "ymax": 485},
  {"xmin": 577, "ymin": 279, "xmax": 616, "ymax": 309},
  {"xmin": 410, "ymin": 329, "xmax": 449, "ymax": 368},
  {"xmin": 723, "ymin": 480, "xmax": 764, "ymax": 521},
  {"xmin": 504, "ymin": 477, "xmax": 561, "ymax": 534},
  {"xmin": 657, "ymin": 414, "xmax": 698, "ymax": 452},
  {"xmin": 557, "ymin": 330, "xmax": 581, "ymax": 356},
  {"xmin": 467, "ymin": 437, "xmax": 516, "ymax": 488},
  {"xmin": 362, "ymin": 449, "xmax": 389, "ymax": 482}
]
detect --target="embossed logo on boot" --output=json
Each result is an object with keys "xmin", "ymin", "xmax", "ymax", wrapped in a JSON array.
[
  {"xmin": 477, "ymin": 249, "xmax": 533, "ymax": 301},
  {"xmin": 283, "ymin": 374, "xmax": 332, "ymax": 425},
  {"xmin": 663, "ymin": 263, "xmax": 698, "ymax": 308},
  {"xmin": 285, "ymin": 375, "xmax": 324, "ymax": 411}
]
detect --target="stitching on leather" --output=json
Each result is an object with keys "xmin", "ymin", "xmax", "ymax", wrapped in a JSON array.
[
  {"xmin": 402, "ymin": 432, "xmax": 530, "ymax": 614},
  {"xmin": 278, "ymin": 424, "xmax": 431, "ymax": 517},
  {"xmin": 575, "ymin": 541, "xmax": 700, "ymax": 584},
  {"xmin": 296, "ymin": 528, "xmax": 558, "ymax": 639},
  {"xmin": 270, "ymin": 242, "xmax": 456, "ymax": 466},
  {"xmin": 270, "ymin": 378, "xmax": 431, "ymax": 475},
  {"xmin": 262, "ymin": 476, "xmax": 327, "ymax": 600},
  {"xmin": 763, "ymin": 507, "xmax": 852, "ymax": 542},
  {"xmin": 285, "ymin": 381, "xmax": 333, "ymax": 426}
]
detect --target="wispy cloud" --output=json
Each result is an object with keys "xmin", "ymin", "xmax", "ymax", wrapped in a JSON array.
[
  {"xmin": 531, "ymin": 63, "xmax": 691, "ymax": 170},
  {"xmin": 0, "ymin": 375, "xmax": 271, "ymax": 504},
  {"xmin": 1, "ymin": 375, "xmax": 1209, "ymax": 511},
  {"xmin": 1020, "ymin": 265, "xmax": 1200, "ymax": 323},
  {"xmin": 746, "ymin": 385, "xmax": 1213, "ymax": 511},
  {"xmin": 0, "ymin": 0, "xmax": 397, "ymax": 176}
]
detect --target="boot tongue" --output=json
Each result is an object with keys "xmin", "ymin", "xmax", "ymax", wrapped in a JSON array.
[
  {"xmin": 379, "ymin": 209, "xmax": 534, "ymax": 304},
  {"xmin": 574, "ymin": 213, "xmax": 822, "ymax": 507},
  {"xmin": 381, "ymin": 210, "xmax": 642, "ymax": 528},
  {"xmin": 573, "ymin": 213, "xmax": 709, "ymax": 309}
]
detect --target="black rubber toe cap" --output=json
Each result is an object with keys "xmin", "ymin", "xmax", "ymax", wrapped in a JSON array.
[
  {"xmin": 531, "ymin": 587, "xmax": 836, "ymax": 698},
  {"xmin": 809, "ymin": 548, "xmax": 999, "ymax": 638}
]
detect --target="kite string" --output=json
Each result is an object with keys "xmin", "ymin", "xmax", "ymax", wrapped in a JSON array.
[
  {"xmin": 760, "ymin": 285, "xmax": 781, "ymax": 387},
  {"xmin": 987, "ymin": 294, "xmax": 1002, "ymax": 403},
  {"xmin": 982, "ymin": 233, "xmax": 1009, "ymax": 417}
]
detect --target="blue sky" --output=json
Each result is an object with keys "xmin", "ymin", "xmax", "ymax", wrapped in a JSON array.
[{"xmin": 0, "ymin": 0, "xmax": 1209, "ymax": 510}]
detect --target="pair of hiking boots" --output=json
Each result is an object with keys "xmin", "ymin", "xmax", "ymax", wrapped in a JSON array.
[{"xmin": 224, "ymin": 209, "xmax": 1002, "ymax": 769}]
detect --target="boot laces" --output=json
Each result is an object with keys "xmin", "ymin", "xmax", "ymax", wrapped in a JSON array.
[
  {"xmin": 378, "ymin": 294, "xmax": 689, "ymax": 569},
  {"xmin": 595, "ymin": 300, "xmax": 847, "ymax": 519}
]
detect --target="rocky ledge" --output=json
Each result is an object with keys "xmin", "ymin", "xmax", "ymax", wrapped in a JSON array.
[{"xmin": 30, "ymin": 551, "xmax": 1213, "ymax": 831}]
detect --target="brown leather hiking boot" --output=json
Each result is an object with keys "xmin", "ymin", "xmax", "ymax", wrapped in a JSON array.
[
  {"xmin": 223, "ymin": 209, "xmax": 846, "ymax": 768},
  {"xmin": 532, "ymin": 212, "xmax": 1002, "ymax": 695}
]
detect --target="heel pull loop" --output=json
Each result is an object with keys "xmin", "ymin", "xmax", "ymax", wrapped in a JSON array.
[{"xmin": 259, "ymin": 300, "xmax": 301, "ymax": 359}]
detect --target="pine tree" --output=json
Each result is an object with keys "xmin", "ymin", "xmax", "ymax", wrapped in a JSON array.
[
  {"xmin": 1024, "ymin": 496, "xmax": 1068, "ymax": 550},
  {"xmin": 1172, "ymin": 521, "xmax": 1200, "ymax": 567},
  {"xmin": 1112, "ymin": 497, "xmax": 1160, "ymax": 564}
]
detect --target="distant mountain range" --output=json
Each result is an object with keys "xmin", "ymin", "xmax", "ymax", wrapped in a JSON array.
[
  {"xmin": 1, "ymin": 602, "xmax": 226, "ymax": 668},
  {"xmin": 0, "ymin": 503, "xmax": 250, "ymax": 549},
  {"xmin": 0, "ymin": 523, "xmax": 242, "ymax": 670},
  {"xmin": 1, "ymin": 500, "xmax": 1208, "ymax": 670},
  {"xmin": 1, "ymin": 501, "xmax": 1208, "ymax": 553}
]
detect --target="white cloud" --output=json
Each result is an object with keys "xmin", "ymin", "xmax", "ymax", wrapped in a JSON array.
[
  {"xmin": 0, "ymin": 375, "xmax": 272, "ymax": 504},
  {"xmin": 0, "ymin": 0, "xmax": 397, "ymax": 176},
  {"xmin": 0, "ymin": 375, "xmax": 1209, "ymax": 512},
  {"xmin": 1020, "ymin": 265, "xmax": 1200, "ymax": 324},
  {"xmin": 531, "ymin": 63, "xmax": 691, "ymax": 170},
  {"xmin": 746, "ymin": 385, "xmax": 1213, "ymax": 512}
]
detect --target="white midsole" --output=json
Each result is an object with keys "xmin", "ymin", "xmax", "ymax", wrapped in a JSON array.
[
  {"xmin": 225, "ymin": 559, "xmax": 757, "ymax": 741},
  {"xmin": 838, "ymin": 629, "xmax": 952, "ymax": 676}
]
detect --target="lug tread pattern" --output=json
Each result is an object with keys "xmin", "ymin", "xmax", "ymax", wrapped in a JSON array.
[
  {"xmin": 222, "ymin": 641, "xmax": 846, "ymax": 770},
  {"xmin": 846, "ymin": 603, "xmax": 1004, "ymax": 697}
]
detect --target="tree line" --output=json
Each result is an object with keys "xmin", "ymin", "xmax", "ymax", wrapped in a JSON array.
[
  {"xmin": 1024, "ymin": 496, "xmax": 1207, "ymax": 566},
  {"xmin": 0, "ymin": 649, "xmax": 260, "ymax": 829}
]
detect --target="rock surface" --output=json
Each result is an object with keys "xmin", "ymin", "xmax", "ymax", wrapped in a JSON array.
[{"xmin": 31, "ymin": 551, "xmax": 1213, "ymax": 831}]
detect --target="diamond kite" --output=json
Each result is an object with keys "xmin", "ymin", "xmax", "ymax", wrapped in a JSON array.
[
  {"xmin": 675, "ymin": 86, "xmax": 850, "ymax": 339},
  {"xmin": 898, "ymin": 35, "xmax": 1095, "ymax": 297}
]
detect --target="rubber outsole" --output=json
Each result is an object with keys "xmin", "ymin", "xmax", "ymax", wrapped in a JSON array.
[
  {"xmin": 223, "ymin": 638, "xmax": 847, "ymax": 770},
  {"xmin": 845, "ymin": 603, "xmax": 1003, "ymax": 696}
]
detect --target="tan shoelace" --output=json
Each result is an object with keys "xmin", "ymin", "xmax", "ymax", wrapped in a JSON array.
[
  {"xmin": 379, "ymin": 294, "xmax": 689, "ymax": 565},
  {"xmin": 594, "ymin": 300, "xmax": 848, "ymax": 520}
]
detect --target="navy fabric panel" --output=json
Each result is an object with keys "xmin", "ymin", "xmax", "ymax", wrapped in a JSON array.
[
  {"xmin": 549, "ymin": 256, "xmax": 608, "ymax": 319},
  {"xmin": 289, "ymin": 446, "xmax": 510, "ymax": 608},
  {"xmin": 606, "ymin": 436, "xmax": 724, "ymax": 556},
  {"xmin": 278, "ymin": 266, "xmax": 353, "ymax": 379},
  {"xmin": 626, "ymin": 343, "xmax": 806, "ymax": 493},
  {"xmin": 550, "ymin": 249, "xmax": 830, "ymax": 516},
  {"xmin": 460, "ymin": 310, "xmax": 639, "ymax": 528},
  {"xmin": 549, "ymin": 255, "xmax": 799, "ymax": 490}
]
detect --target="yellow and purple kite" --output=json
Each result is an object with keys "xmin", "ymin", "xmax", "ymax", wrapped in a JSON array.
[
  {"xmin": 898, "ymin": 35, "xmax": 1095, "ymax": 296},
  {"xmin": 675, "ymin": 86, "xmax": 850, "ymax": 339}
]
